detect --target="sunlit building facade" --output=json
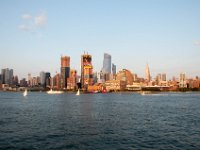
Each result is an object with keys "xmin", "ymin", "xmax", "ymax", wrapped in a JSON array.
[
  {"xmin": 116, "ymin": 69, "xmax": 134, "ymax": 85},
  {"xmin": 67, "ymin": 69, "xmax": 77, "ymax": 90},
  {"xmin": 60, "ymin": 56, "xmax": 70, "ymax": 89},
  {"xmin": 81, "ymin": 53, "xmax": 93, "ymax": 89},
  {"xmin": 145, "ymin": 64, "xmax": 151, "ymax": 82},
  {"xmin": 179, "ymin": 73, "xmax": 187, "ymax": 88}
]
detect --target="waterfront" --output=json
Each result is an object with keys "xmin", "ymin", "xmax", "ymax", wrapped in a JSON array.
[{"xmin": 0, "ymin": 92, "xmax": 200, "ymax": 149}]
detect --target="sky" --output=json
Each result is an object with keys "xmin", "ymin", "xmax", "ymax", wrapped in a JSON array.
[{"xmin": 0, "ymin": 0, "xmax": 200, "ymax": 79}]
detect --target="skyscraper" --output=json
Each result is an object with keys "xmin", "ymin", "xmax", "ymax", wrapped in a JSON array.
[
  {"xmin": 112, "ymin": 63, "xmax": 116, "ymax": 75},
  {"xmin": 179, "ymin": 73, "xmax": 187, "ymax": 88},
  {"xmin": 45, "ymin": 72, "xmax": 51, "ymax": 88},
  {"xmin": 1, "ymin": 68, "xmax": 13, "ymax": 85},
  {"xmin": 67, "ymin": 69, "xmax": 77, "ymax": 90},
  {"xmin": 40, "ymin": 71, "xmax": 46, "ymax": 87},
  {"xmin": 61, "ymin": 56, "xmax": 70, "ymax": 89},
  {"xmin": 162, "ymin": 73, "xmax": 167, "ymax": 81},
  {"xmin": 28, "ymin": 73, "xmax": 32, "ymax": 86},
  {"xmin": 145, "ymin": 64, "xmax": 150, "ymax": 82},
  {"xmin": 81, "ymin": 53, "xmax": 93, "ymax": 89},
  {"xmin": 102, "ymin": 53, "xmax": 111, "ymax": 74},
  {"xmin": 1, "ymin": 69, "xmax": 5, "ymax": 84}
]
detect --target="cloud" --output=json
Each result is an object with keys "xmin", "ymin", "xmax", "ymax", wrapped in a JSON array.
[
  {"xmin": 18, "ymin": 24, "xmax": 31, "ymax": 31},
  {"xmin": 22, "ymin": 13, "xmax": 32, "ymax": 20},
  {"xmin": 34, "ymin": 13, "xmax": 47, "ymax": 27},
  {"xmin": 18, "ymin": 11, "xmax": 47, "ymax": 32},
  {"xmin": 194, "ymin": 41, "xmax": 200, "ymax": 46}
]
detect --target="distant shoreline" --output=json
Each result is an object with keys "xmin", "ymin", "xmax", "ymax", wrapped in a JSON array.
[{"xmin": 1, "ymin": 89, "xmax": 200, "ymax": 93}]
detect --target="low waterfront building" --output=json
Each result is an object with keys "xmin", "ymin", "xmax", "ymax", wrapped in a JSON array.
[
  {"xmin": 105, "ymin": 80, "xmax": 126, "ymax": 91},
  {"xmin": 127, "ymin": 82, "xmax": 142, "ymax": 91},
  {"xmin": 168, "ymin": 81, "xmax": 179, "ymax": 91},
  {"xmin": 188, "ymin": 79, "xmax": 200, "ymax": 89},
  {"xmin": 159, "ymin": 81, "xmax": 168, "ymax": 86},
  {"xmin": 87, "ymin": 84, "xmax": 102, "ymax": 92}
]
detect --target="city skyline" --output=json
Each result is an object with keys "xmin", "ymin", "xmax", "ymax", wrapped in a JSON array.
[{"xmin": 0, "ymin": 0, "xmax": 200, "ymax": 79}]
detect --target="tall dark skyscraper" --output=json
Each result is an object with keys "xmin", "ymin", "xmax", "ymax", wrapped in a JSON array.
[
  {"xmin": 45, "ymin": 72, "xmax": 51, "ymax": 87},
  {"xmin": 1, "ymin": 68, "xmax": 13, "ymax": 85},
  {"xmin": 112, "ymin": 63, "xmax": 116, "ymax": 75},
  {"xmin": 61, "ymin": 56, "xmax": 70, "ymax": 89},
  {"xmin": 102, "ymin": 53, "xmax": 111, "ymax": 74}
]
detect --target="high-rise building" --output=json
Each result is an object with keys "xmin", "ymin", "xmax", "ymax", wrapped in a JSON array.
[
  {"xmin": 52, "ymin": 73, "xmax": 60, "ymax": 90},
  {"xmin": 162, "ymin": 73, "xmax": 167, "ymax": 81},
  {"xmin": 81, "ymin": 53, "xmax": 93, "ymax": 89},
  {"xmin": 180, "ymin": 73, "xmax": 185, "ymax": 81},
  {"xmin": 179, "ymin": 73, "xmax": 187, "ymax": 88},
  {"xmin": 97, "ymin": 71, "xmax": 105, "ymax": 83},
  {"xmin": 112, "ymin": 63, "xmax": 116, "ymax": 75},
  {"xmin": 20, "ymin": 78, "xmax": 28, "ymax": 87},
  {"xmin": 13, "ymin": 76, "xmax": 19, "ymax": 85},
  {"xmin": 45, "ymin": 72, "xmax": 51, "ymax": 88},
  {"xmin": 116, "ymin": 69, "xmax": 134, "ymax": 85},
  {"xmin": 156, "ymin": 74, "xmax": 161, "ymax": 85},
  {"xmin": 1, "ymin": 68, "xmax": 13, "ymax": 85},
  {"xmin": 145, "ymin": 64, "xmax": 150, "ymax": 82},
  {"xmin": 40, "ymin": 71, "xmax": 46, "ymax": 87},
  {"xmin": 93, "ymin": 72, "xmax": 98, "ymax": 84},
  {"xmin": 102, "ymin": 53, "xmax": 111, "ymax": 74},
  {"xmin": 60, "ymin": 56, "xmax": 70, "ymax": 89},
  {"xmin": 133, "ymin": 73, "xmax": 138, "ymax": 82},
  {"xmin": 67, "ymin": 69, "xmax": 77, "ymax": 90},
  {"xmin": 28, "ymin": 73, "xmax": 32, "ymax": 86},
  {"xmin": 31, "ymin": 77, "xmax": 39, "ymax": 87},
  {"xmin": 1, "ymin": 69, "xmax": 5, "ymax": 84}
]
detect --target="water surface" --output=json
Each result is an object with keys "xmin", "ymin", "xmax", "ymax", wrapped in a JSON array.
[{"xmin": 0, "ymin": 92, "xmax": 199, "ymax": 149}]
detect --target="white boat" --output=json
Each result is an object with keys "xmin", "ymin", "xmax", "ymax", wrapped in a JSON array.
[
  {"xmin": 23, "ymin": 89, "xmax": 28, "ymax": 97},
  {"xmin": 76, "ymin": 89, "xmax": 80, "ymax": 96},
  {"xmin": 47, "ymin": 89, "xmax": 63, "ymax": 94}
]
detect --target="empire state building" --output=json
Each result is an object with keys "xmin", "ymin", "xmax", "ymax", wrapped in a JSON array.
[{"xmin": 145, "ymin": 64, "xmax": 151, "ymax": 82}]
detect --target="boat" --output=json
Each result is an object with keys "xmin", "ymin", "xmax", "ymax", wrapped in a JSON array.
[
  {"xmin": 23, "ymin": 89, "xmax": 28, "ymax": 97},
  {"xmin": 47, "ymin": 89, "xmax": 63, "ymax": 94},
  {"xmin": 76, "ymin": 89, "xmax": 80, "ymax": 96}
]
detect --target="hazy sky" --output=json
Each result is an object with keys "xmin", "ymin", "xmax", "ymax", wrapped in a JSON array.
[{"xmin": 0, "ymin": 0, "xmax": 200, "ymax": 79}]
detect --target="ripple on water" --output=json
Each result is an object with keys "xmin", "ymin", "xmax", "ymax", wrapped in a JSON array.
[{"xmin": 0, "ymin": 92, "xmax": 200, "ymax": 149}]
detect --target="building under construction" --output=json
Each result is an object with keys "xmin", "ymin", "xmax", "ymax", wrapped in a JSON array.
[{"xmin": 81, "ymin": 53, "xmax": 93, "ymax": 90}]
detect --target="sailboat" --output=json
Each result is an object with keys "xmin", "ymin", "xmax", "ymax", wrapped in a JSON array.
[
  {"xmin": 76, "ymin": 89, "xmax": 80, "ymax": 96},
  {"xmin": 23, "ymin": 89, "xmax": 28, "ymax": 97}
]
